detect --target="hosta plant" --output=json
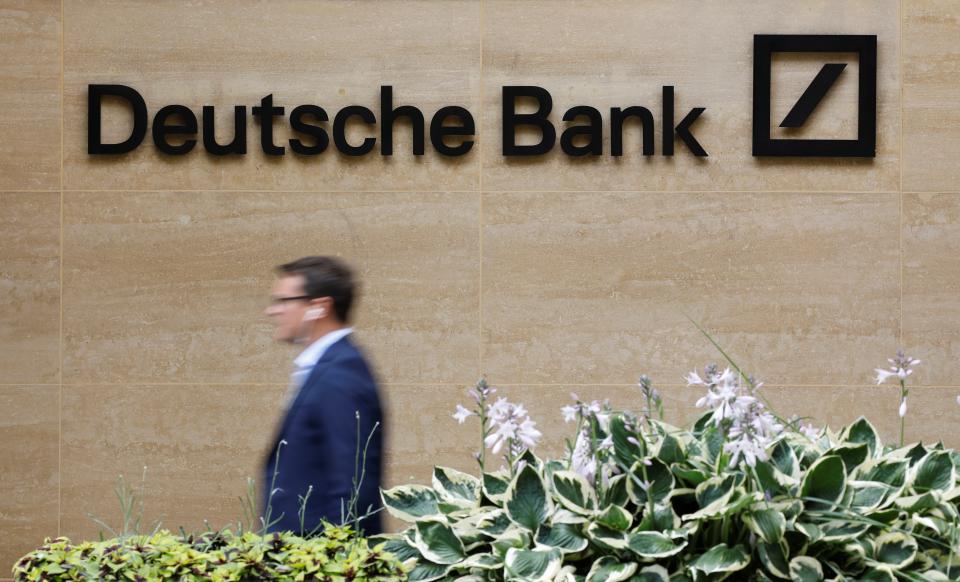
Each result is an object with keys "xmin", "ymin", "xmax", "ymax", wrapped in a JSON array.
[{"xmin": 377, "ymin": 359, "xmax": 960, "ymax": 581}]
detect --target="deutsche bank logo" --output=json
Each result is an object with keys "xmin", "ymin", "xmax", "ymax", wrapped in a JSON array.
[{"xmin": 753, "ymin": 34, "xmax": 876, "ymax": 157}]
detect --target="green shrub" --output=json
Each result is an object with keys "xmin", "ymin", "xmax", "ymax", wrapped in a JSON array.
[{"xmin": 13, "ymin": 524, "xmax": 407, "ymax": 581}]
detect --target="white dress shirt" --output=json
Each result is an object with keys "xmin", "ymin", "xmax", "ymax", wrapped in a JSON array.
[{"xmin": 285, "ymin": 327, "xmax": 354, "ymax": 407}]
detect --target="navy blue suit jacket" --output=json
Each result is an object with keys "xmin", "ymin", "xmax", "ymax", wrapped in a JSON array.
[{"xmin": 262, "ymin": 336, "xmax": 384, "ymax": 536}]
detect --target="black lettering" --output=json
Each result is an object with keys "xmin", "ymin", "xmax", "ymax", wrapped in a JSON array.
[
  {"xmin": 251, "ymin": 94, "xmax": 285, "ymax": 155},
  {"xmin": 429, "ymin": 106, "xmax": 474, "ymax": 157},
  {"xmin": 611, "ymin": 106, "xmax": 654, "ymax": 156},
  {"xmin": 88, "ymin": 84, "xmax": 147, "ymax": 155},
  {"xmin": 502, "ymin": 86, "xmax": 555, "ymax": 156},
  {"xmin": 662, "ymin": 86, "xmax": 707, "ymax": 157},
  {"xmin": 289, "ymin": 105, "xmax": 329, "ymax": 155},
  {"xmin": 202, "ymin": 106, "xmax": 247, "ymax": 155},
  {"xmin": 333, "ymin": 106, "xmax": 376, "ymax": 156},
  {"xmin": 560, "ymin": 105, "xmax": 602, "ymax": 156},
  {"xmin": 151, "ymin": 105, "xmax": 197, "ymax": 155},
  {"xmin": 380, "ymin": 85, "xmax": 425, "ymax": 156}
]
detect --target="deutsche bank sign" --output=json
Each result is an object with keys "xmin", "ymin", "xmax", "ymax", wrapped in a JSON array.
[{"xmin": 87, "ymin": 34, "xmax": 877, "ymax": 160}]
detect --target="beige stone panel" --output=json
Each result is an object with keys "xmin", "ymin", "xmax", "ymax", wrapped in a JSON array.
[
  {"xmin": 482, "ymin": 192, "xmax": 899, "ymax": 386},
  {"xmin": 903, "ymin": 1, "xmax": 960, "ymax": 191},
  {"xmin": 0, "ymin": 193, "xmax": 60, "ymax": 384},
  {"xmin": 903, "ymin": 193, "xmax": 960, "ymax": 386},
  {"xmin": 63, "ymin": 0, "xmax": 480, "ymax": 191},
  {"xmin": 62, "ymin": 191, "xmax": 479, "ymax": 385},
  {"xmin": 901, "ymin": 385, "xmax": 960, "ymax": 448},
  {"xmin": 59, "ymin": 384, "xmax": 286, "ymax": 541},
  {"xmin": 0, "ymin": 386, "xmax": 59, "ymax": 575},
  {"xmin": 0, "ymin": 0, "xmax": 60, "ymax": 190},
  {"xmin": 481, "ymin": 0, "xmax": 899, "ymax": 192}
]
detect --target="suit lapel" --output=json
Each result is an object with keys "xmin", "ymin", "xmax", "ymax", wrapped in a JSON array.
[{"xmin": 270, "ymin": 336, "xmax": 353, "ymax": 450}]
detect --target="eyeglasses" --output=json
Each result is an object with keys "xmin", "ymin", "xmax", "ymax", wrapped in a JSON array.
[{"xmin": 269, "ymin": 295, "xmax": 312, "ymax": 306}]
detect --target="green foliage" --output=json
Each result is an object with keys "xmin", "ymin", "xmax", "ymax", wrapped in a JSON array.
[
  {"xmin": 380, "ymin": 415, "xmax": 960, "ymax": 581},
  {"xmin": 12, "ymin": 525, "xmax": 406, "ymax": 581}
]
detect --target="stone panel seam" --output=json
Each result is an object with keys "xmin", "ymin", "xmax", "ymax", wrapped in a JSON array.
[
  {"xmin": 57, "ymin": 189, "xmax": 483, "ymax": 194},
  {"xmin": 474, "ymin": 190, "xmax": 902, "ymax": 195},
  {"xmin": 478, "ymin": 0, "xmax": 485, "ymax": 380},
  {"xmin": 58, "ymin": 0, "xmax": 64, "ymax": 537},
  {"xmin": 43, "ymin": 188, "xmax": 908, "ymax": 195},
  {"xmin": 898, "ymin": 0, "xmax": 904, "ymax": 348}
]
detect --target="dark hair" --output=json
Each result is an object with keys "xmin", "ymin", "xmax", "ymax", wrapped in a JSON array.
[{"xmin": 277, "ymin": 256, "xmax": 357, "ymax": 323}]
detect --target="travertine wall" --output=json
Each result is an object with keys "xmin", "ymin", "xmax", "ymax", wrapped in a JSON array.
[{"xmin": 2, "ymin": 0, "xmax": 959, "ymax": 574}]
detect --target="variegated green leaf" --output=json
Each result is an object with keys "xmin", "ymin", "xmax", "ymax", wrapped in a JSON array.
[
  {"xmin": 506, "ymin": 464, "xmax": 553, "ymax": 531},
  {"xmin": 788, "ymin": 556, "xmax": 821, "ymax": 582},
  {"xmin": 912, "ymin": 450, "xmax": 955, "ymax": 493},
  {"xmin": 627, "ymin": 531, "xmax": 686, "ymax": 559},
  {"xmin": 586, "ymin": 522, "xmax": 629, "ymax": 550},
  {"xmin": 551, "ymin": 470, "xmax": 599, "ymax": 514},
  {"xmin": 744, "ymin": 508, "xmax": 786, "ymax": 544},
  {"xmin": 504, "ymin": 548, "xmax": 562, "ymax": 582},
  {"xmin": 433, "ymin": 466, "xmax": 481, "ymax": 509},
  {"xmin": 407, "ymin": 560, "xmax": 449, "ymax": 582},
  {"xmin": 535, "ymin": 523, "xmax": 588, "ymax": 554},
  {"xmin": 800, "ymin": 455, "xmax": 845, "ymax": 510},
  {"xmin": 595, "ymin": 504, "xmax": 632, "ymax": 531},
  {"xmin": 381, "ymin": 485, "xmax": 441, "ymax": 521},
  {"xmin": 842, "ymin": 417, "xmax": 880, "ymax": 457},
  {"xmin": 627, "ymin": 458, "xmax": 674, "ymax": 506},
  {"xmin": 871, "ymin": 532, "xmax": 917, "ymax": 569},
  {"xmin": 458, "ymin": 553, "xmax": 502, "ymax": 570},
  {"xmin": 689, "ymin": 543, "xmax": 751, "ymax": 576},
  {"xmin": 758, "ymin": 541, "xmax": 790, "ymax": 579},
  {"xmin": 632, "ymin": 565, "xmax": 670, "ymax": 582},
  {"xmin": 414, "ymin": 519, "xmax": 465, "ymax": 565},
  {"xmin": 585, "ymin": 557, "xmax": 637, "ymax": 582}
]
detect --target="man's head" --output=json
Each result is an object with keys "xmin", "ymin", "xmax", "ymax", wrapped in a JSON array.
[{"xmin": 265, "ymin": 256, "xmax": 357, "ymax": 344}]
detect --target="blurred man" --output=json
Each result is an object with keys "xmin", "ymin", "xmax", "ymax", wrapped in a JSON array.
[{"xmin": 262, "ymin": 256, "xmax": 383, "ymax": 535}]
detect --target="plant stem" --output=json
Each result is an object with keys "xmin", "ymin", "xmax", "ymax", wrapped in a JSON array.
[
  {"xmin": 478, "ymin": 391, "xmax": 487, "ymax": 474},
  {"xmin": 898, "ymin": 379, "xmax": 906, "ymax": 448}
]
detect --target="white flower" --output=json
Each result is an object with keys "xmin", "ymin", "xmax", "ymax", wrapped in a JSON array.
[
  {"xmin": 561, "ymin": 405, "xmax": 578, "ymax": 423},
  {"xmin": 751, "ymin": 410, "xmax": 783, "ymax": 436},
  {"xmin": 875, "ymin": 368, "xmax": 897, "ymax": 385},
  {"xmin": 570, "ymin": 429, "xmax": 596, "ymax": 482},
  {"xmin": 956, "ymin": 395, "xmax": 960, "ymax": 406},
  {"xmin": 685, "ymin": 371, "xmax": 705, "ymax": 386},
  {"xmin": 516, "ymin": 419, "xmax": 542, "ymax": 448},
  {"xmin": 876, "ymin": 351, "xmax": 921, "ymax": 385},
  {"xmin": 799, "ymin": 423, "xmax": 820, "ymax": 440},
  {"xmin": 484, "ymin": 420, "xmax": 516, "ymax": 454},
  {"xmin": 488, "ymin": 397, "xmax": 512, "ymax": 421},
  {"xmin": 724, "ymin": 434, "xmax": 767, "ymax": 468},
  {"xmin": 899, "ymin": 398, "xmax": 908, "ymax": 418},
  {"xmin": 598, "ymin": 435, "xmax": 613, "ymax": 452},
  {"xmin": 453, "ymin": 404, "xmax": 475, "ymax": 424}
]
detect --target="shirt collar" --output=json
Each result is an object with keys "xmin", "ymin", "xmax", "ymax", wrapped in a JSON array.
[{"xmin": 293, "ymin": 327, "xmax": 353, "ymax": 370}]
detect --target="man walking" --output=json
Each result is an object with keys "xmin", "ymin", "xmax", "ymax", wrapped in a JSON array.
[{"xmin": 262, "ymin": 256, "xmax": 383, "ymax": 535}]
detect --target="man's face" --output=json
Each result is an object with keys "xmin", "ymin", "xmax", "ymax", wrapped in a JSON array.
[{"xmin": 265, "ymin": 274, "xmax": 311, "ymax": 343}]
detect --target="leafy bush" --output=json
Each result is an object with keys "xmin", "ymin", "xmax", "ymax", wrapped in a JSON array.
[
  {"xmin": 13, "ymin": 524, "xmax": 406, "ymax": 581},
  {"xmin": 379, "ymin": 358, "xmax": 960, "ymax": 581}
]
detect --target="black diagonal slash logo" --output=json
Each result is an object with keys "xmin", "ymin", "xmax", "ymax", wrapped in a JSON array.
[
  {"xmin": 780, "ymin": 63, "xmax": 846, "ymax": 128},
  {"xmin": 753, "ymin": 34, "xmax": 876, "ymax": 157}
]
